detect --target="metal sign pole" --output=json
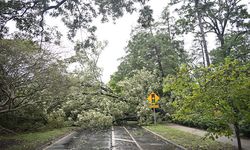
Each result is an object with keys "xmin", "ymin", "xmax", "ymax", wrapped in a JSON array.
[
  {"xmin": 154, "ymin": 107, "xmax": 156, "ymax": 125},
  {"xmin": 147, "ymin": 92, "xmax": 160, "ymax": 125}
]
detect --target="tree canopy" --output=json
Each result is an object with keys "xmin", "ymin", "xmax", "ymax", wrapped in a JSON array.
[{"xmin": 0, "ymin": 1, "xmax": 249, "ymax": 149}]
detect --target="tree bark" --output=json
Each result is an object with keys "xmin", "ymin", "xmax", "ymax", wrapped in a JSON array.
[
  {"xmin": 199, "ymin": 38, "xmax": 206, "ymax": 67},
  {"xmin": 234, "ymin": 122, "xmax": 242, "ymax": 150},
  {"xmin": 154, "ymin": 45, "xmax": 165, "ymax": 83},
  {"xmin": 149, "ymin": 27, "xmax": 164, "ymax": 96},
  {"xmin": 195, "ymin": 0, "xmax": 210, "ymax": 66}
]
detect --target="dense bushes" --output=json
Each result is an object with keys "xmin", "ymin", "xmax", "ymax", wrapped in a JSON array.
[
  {"xmin": 0, "ymin": 109, "xmax": 47, "ymax": 132},
  {"xmin": 172, "ymin": 118, "xmax": 250, "ymax": 138},
  {"xmin": 172, "ymin": 117, "xmax": 228, "ymax": 131}
]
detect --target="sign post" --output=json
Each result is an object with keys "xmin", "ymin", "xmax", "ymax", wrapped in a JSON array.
[
  {"xmin": 153, "ymin": 106, "xmax": 156, "ymax": 125},
  {"xmin": 147, "ymin": 92, "xmax": 160, "ymax": 125}
]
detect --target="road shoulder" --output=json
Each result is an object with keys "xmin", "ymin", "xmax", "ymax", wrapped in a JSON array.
[
  {"xmin": 142, "ymin": 126, "xmax": 186, "ymax": 150},
  {"xmin": 167, "ymin": 123, "xmax": 250, "ymax": 150}
]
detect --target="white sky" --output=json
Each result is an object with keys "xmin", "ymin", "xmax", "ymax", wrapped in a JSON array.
[{"xmin": 96, "ymin": 0, "xmax": 169, "ymax": 83}]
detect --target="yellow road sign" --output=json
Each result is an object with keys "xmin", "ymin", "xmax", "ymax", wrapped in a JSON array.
[
  {"xmin": 149, "ymin": 104, "xmax": 159, "ymax": 108},
  {"xmin": 147, "ymin": 92, "xmax": 160, "ymax": 103}
]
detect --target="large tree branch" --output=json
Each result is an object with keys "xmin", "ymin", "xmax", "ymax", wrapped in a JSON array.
[
  {"xmin": 203, "ymin": 8, "xmax": 222, "ymax": 35},
  {"xmin": 82, "ymin": 91, "xmax": 121, "ymax": 100},
  {"xmin": 41, "ymin": 0, "xmax": 67, "ymax": 14},
  {"xmin": 81, "ymin": 82, "xmax": 127, "ymax": 100},
  {"xmin": 0, "ymin": 101, "xmax": 30, "ymax": 114},
  {"xmin": 0, "ymin": 98, "xmax": 10, "ymax": 108},
  {"xmin": 0, "ymin": 1, "xmax": 40, "ymax": 33},
  {"xmin": 0, "ymin": 98, "xmax": 45, "ymax": 114},
  {"xmin": 221, "ymin": 0, "xmax": 238, "ymax": 36},
  {"xmin": 202, "ymin": 18, "xmax": 219, "ymax": 35},
  {"xmin": 0, "ymin": 86, "xmax": 10, "ymax": 98}
]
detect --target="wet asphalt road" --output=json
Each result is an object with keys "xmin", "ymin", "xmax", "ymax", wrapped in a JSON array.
[{"xmin": 44, "ymin": 126, "xmax": 183, "ymax": 150}]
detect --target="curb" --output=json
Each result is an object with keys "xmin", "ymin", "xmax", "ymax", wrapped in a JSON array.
[
  {"xmin": 142, "ymin": 126, "xmax": 187, "ymax": 150},
  {"xmin": 41, "ymin": 131, "xmax": 78, "ymax": 150}
]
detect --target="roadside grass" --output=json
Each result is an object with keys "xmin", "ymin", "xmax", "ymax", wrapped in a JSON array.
[
  {"xmin": 0, "ymin": 127, "xmax": 75, "ymax": 150},
  {"xmin": 145, "ymin": 124, "xmax": 234, "ymax": 150}
]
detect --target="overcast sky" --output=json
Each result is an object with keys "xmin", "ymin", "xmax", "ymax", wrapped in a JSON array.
[{"xmin": 96, "ymin": 0, "xmax": 169, "ymax": 83}]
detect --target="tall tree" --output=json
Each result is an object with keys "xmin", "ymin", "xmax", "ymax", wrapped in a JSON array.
[
  {"xmin": 194, "ymin": 0, "xmax": 210, "ymax": 66},
  {"xmin": 210, "ymin": 32, "xmax": 250, "ymax": 63},
  {"xmin": 0, "ymin": 39, "xmax": 67, "ymax": 113},
  {"xmin": 170, "ymin": 0, "xmax": 250, "ymax": 64},
  {"xmin": 164, "ymin": 59, "xmax": 250, "ymax": 150},
  {"xmin": 109, "ymin": 28, "xmax": 187, "ymax": 94},
  {"xmin": 138, "ymin": 5, "xmax": 165, "ymax": 85},
  {"xmin": 202, "ymin": 0, "xmax": 250, "ymax": 62}
]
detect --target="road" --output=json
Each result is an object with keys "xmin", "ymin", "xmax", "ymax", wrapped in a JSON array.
[{"xmin": 43, "ymin": 125, "xmax": 183, "ymax": 150}]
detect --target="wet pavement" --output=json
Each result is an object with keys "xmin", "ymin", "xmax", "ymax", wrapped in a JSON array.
[
  {"xmin": 69, "ymin": 129, "xmax": 111, "ymax": 150},
  {"xmin": 43, "ymin": 126, "xmax": 183, "ymax": 150},
  {"xmin": 119, "ymin": 126, "xmax": 182, "ymax": 150}
]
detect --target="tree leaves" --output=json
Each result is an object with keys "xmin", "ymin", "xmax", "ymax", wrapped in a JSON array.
[{"xmin": 164, "ymin": 59, "xmax": 250, "ymax": 138}]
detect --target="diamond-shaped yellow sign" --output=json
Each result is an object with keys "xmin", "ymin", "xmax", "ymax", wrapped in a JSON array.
[{"xmin": 147, "ymin": 92, "xmax": 160, "ymax": 104}]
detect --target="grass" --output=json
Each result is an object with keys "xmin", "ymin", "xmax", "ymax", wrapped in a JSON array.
[
  {"xmin": 0, "ymin": 127, "xmax": 75, "ymax": 150},
  {"xmin": 144, "ymin": 124, "xmax": 234, "ymax": 150}
]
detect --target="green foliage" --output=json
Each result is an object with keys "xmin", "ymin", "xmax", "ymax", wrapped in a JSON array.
[
  {"xmin": 164, "ymin": 59, "xmax": 250, "ymax": 138},
  {"xmin": 138, "ymin": 5, "xmax": 154, "ymax": 28},
  {"xmin": 0, "ymin": 38, "xmax": 121, "ymax": 132},
  {"xmin": 76, "ymin": 110, "xmax": 112, "ymax": 130},
  {"xmin": 0, "ymin": 127, "xmax": 74, "ymax": 150},
  {"xmin": 0, "ymin": 39, "xmax": 73, "ymax": 131},
  {"xmin": 47, "ymin": 109, "xmax": 66, "ymax": 129},
  {"xmin": 1, "ymin": 0, "xmax": 249, "ymax": 139},
  {"xmin": 137, "ymin": 105, "xmax": 153, "ymax": 125},
  {"xmin": 109, "ymin": 25, "xmax": 188, "ymax": 125},
  {"xmin": 0, "ymin": 107, "xmax": 47, "ymax": 132},
  {"xmin": 211, "ymin": 33, "xmax": 250, "ymax": 64},
  {"xmin": 109, "ymin": 29, "xmax": 187, "ymax": 90},
  {"xmin": 0, "ymin": 39, "xmax": 69, "ymax": 114},
  {"xmin": 108, "ymin": 100, "xmax": 130, "ymax": 122},
  {"xmin": 114, "ymin": 69, "xmax": 161, "ymax": 124},
  {"xmin": 0, "ymin": 0, "xmax": 150, "ymax": 43}
]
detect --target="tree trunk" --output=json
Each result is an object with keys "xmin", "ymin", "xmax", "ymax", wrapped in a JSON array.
[
  {"xmin": 149, "ymin": 27, "xmax": 164, "ymax": 96},
  {"xmin": 154, "ymin": 46, "xmax": 164, "ymax": 81},
  {"xmin": 199, "ymin": 38, "xmax": 206, "ymax": 67},
  {"xmin": 152, "ymin": 44, "xmax": 164, "ymax": 96},
  {"xmin": 195, "ymin": 0, "xmax": 210, "ymax": 66},
  {"xmin": 166, "ymin": 11, "xmax": 172, "ymax": 40},
  {"xmin": 234, "ymin": 122, "xmax": 242, "ymax": 150}
]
